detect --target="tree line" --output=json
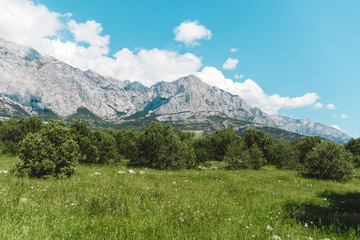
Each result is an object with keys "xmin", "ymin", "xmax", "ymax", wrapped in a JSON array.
[{"xmin": 0, "ymin": 116, "xmax": 358, "ymax": 180}]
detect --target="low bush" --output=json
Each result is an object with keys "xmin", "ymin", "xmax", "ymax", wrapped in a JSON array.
[
  {"xmin": 130, "ymin": 122, "xmax": 195, "ymax": 170},
  {"xmin": 12, "ymin": 121, "xmax": 79, "ymax": 178},
  {"xmin": 226, "ymin": 138, "xmax": 266, "ymax": 170},
  {"xmin": 304, "ymin": 141, "xmax": 354, "ymax": 181}
]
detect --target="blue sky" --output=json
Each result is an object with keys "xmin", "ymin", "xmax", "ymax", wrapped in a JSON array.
[{"xmin": 1, "ymin": 0, "xmax": 359, "ymax": 137}]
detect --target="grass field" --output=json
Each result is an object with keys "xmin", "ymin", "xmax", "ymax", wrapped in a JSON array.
[{"xmin": 0, "ymin": 154, "xmax": 359, "ymax": 239}]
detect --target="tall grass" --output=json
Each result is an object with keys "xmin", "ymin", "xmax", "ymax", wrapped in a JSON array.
[{"xmin": 0, "ymin": 154, "xmax": 359, "ymax": 239}]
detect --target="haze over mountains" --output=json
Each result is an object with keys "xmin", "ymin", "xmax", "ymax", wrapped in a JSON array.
[{"xmin": 0, "ymin": 38, "xmax": 350, "ymax": 142}]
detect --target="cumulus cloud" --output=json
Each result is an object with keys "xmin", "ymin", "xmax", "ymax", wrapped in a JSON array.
[
  {"xmin": 196, "ymin": 67, "xmax": 319, "ymax": 115},
  {"xmin": 331, "ymin": 125, "xmax": 342, "ymax": 131},
  {"xmin": 234, "ymin": 74, "xmax": 244, "ymax": 79},
  {"xmin": 0, "ymin": 0, "xmax": 321, "ymax": 114},
  {"xmin": 313, "ymin": 102, "xmax": 324, "ymax": 110},
  {"xmin": 326, "ymin": 103, "xmax": 337, "ymax": 110},
  {"xmin": 173, "ymin": 20, "xmax": 212, "ymax": 46},
  {"xmin": 222, "ymin": 58, "xmax": 239, "ymax": 70},
  {"xmin": 230, "ymin": 48, "xmax": 238, "ymax": 53},
  {"xmin": 340, "ymin": 114, "xmax": 348, "ymax": 119},
  {"xmin": 0, "ymin": 0, "xmax": 62, "ymax": 47},
  {"xmin": 68, "ymin": 20, "xmax": 110, "ymax": 48}
]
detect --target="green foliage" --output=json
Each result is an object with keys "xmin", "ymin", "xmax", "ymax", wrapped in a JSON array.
[
  {"xmin": 304, "ymin": 141, "xmax": 354, "ymax": 181},
  {"xmin": 178, "ymin": 130, "xmax": 195, "ymax": 141},
  {"xmin": 0, "ymin": 116, "xmax": 43, "ymax": 154},
  {"xmin": 131, "ymin": 122, "xmax": 195, "ymax": 169},
  {"xmin": 91, "ymin": 130, "xmax": 120, "ymax": 164},
  {"xmin": 12, "ymin": 121, "xmax": 79, "ymax": 178},
  {"xmin": 345, "ymin": 137, "xmax": 360, "ymax": 167},
  {"xmin": 206, "ymin": 127, "xmax": 237, "ymax": 161},
  {"xmin": 70, "ymin": 121, "xmax": 120, "ymax": 164},
  {"xmin": 296, "ymin": 136, "xmax": 322, "ymax": 164},
  {"xmin": 271, "ymin": 141, "xmax": 300, "ymax": 169},
  {"xmin": 193, "ymin": 137, "xmax": 212, "ymax": 164},
  {"xmin": 70, "ymin": 121, "xmax": 97, "ymax": 163},
  {"xmin": 243, "ymin": 128, "xmax": 275, "ymax": 164},
  {"xmin": 226, "ymin": 138, "xmax": 265, "ymax": 170},
  {"xmin": 115, "ymin": 129, "xmax": 140, "ymax": 160}
]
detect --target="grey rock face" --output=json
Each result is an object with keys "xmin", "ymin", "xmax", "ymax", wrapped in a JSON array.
[{"xmin": 0, "ymin": 38, "xmax": 350, "ymax": 142}]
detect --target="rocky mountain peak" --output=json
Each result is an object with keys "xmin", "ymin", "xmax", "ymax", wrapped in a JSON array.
[{"xmin": 0, "ymin": 38, "xmax": 351, "ymax": 142}]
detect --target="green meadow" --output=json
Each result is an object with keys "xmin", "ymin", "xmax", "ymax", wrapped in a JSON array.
[{"xmin": 0, "ymin": 154, "xmax": 359, "ymax": 239}]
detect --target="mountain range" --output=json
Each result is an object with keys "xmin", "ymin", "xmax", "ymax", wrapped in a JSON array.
[{"xmin": 0, "ymin": 38, "xmax": 350, "ymax": 142}]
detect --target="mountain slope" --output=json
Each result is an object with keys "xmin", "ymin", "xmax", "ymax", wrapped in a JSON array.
[{"xmin": 0, "ymin": 38, "xmax": 351, "ymax": 142}]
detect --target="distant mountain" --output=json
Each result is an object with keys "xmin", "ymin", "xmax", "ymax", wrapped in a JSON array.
[{"xmin": 0, "ymin": 38, "xmax": 351, "ymax": 142}]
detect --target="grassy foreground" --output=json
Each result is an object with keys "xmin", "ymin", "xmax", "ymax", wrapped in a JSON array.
[{"xmin": 0, "ymin": 154, "xmax": 359, "ymax": 239}]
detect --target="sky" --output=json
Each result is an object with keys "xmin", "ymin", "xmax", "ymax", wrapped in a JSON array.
[{"xmin": 0, "ymin": 0, "xmax": 359, "ymax": 137}]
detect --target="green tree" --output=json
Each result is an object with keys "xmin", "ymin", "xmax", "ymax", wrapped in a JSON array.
[
  {"xmin": 13, "ymin": 120, "xmax": 79, "ymax": 178},
  {"xmin": 0, "ymin": 116, "xmax": 43, "ymax": 154},
  {"xmin": 193, "ymin": 137, "xmax": 212, "ymax": 164},
  {"xmin": 91, "ymin": 130, "xmax": 120, "ymax": 164},
  {"xmin": 296, "ymin": 136, "xmax": 322, "ymax": 164},
  {"xmin": 131, "ymin": 122, "xmax": 195, "ymax": 170},
  {"xmin": 242, "ymin": 129, "xmax": 275, "ymax": 164},
  {"xmin": 304, "ymin": 141, "xmax": 354, "ymax": 181},
  {"xmin": 226, "ymin": 138, "xmax": 265, "ymax": 170},
  {"xmin": 271, "ymin": 141, "xmax": 300, "ymax": 169},
  {"xmin": 70, "ymin": 121, "xmax": 98, "ymax": 163},
  {"xmin": 345, "ymin": 138, "xmax": 360, "ymax": 167},
  {"xmin": 115, "ymin": 129, "xmax": 140, "ymax": 160},
  {"xmin": 206, "ymin": 127, "xmax": 237, "ymax": 161}
]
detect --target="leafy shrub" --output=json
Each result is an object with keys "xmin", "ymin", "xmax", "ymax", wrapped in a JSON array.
[
  {"xmin": 206, "ymin": 127, "xmax": 237, "ymax": 161},
  {"xmin": 304, "ymin": 141, "xmax": 354, "ymax": 181},
  {"xmin": 70, "ymin": 121, "xmax": 120, "ymax": 164},
  {"xmin": 296, "ymin": 136, "xmax": 322, "ymax": 164},
  {"xmin": 226, "ymin": 138, "xmax": 266, "ymax": 170},
  {"xmin": 130, "ymin": 122, "xmax": 195, "ymax": 170},
  {"xmin": 193, "ymin": 137, "xmax": 213, "ymax": 164},
  {"xmin": 91, "ymin": 130, "xmax": 120, "ymax": 164},
  {"xmin": 115, "ymin": 129, "xmax": 140, "ymax": 160},
  {"xmin": 345, "ymin": 138, "xmax": 360, "ymax": 167},
  {"xmin": 0, "ymin": 116, "xmax": 43, "ymax": 154},
  {"xmin": 12, "ymin": 121, "xmax": 79, "ymax": 178},
  {"xmin": 242, "ymin": 129, "xmax": 275, "ymax": 164},
  {"xmin": 271, "ymin": 141, "xmax": 300, "ymax": 169}
]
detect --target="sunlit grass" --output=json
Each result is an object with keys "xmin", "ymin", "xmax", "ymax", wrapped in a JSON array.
[{"xmin": 0, "ymin": 154, "xmax": 359, "ymax": 239}]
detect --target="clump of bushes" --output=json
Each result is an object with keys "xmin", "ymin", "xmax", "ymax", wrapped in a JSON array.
[
  {"xmin": 345, "ymin": 137, "xmax": 360, "ymax": 167},
  {"xmin": 304, "ymin": 141, "xmax": 354, "ymax": 181},
  {"xmin": 70, "ymin": 121, "xmax": 120, "ymax": 164},
  {"xmin": 12, "ymin": 121, "xmax": 79, "ymax": 178},
  {"xmin": 0, "ymin": 115, "xmax": 356, "ymax": 181},
  {"xmin": 130, "ymin": 122, "xmax": 195, "ymax": 170},
  {"xmin": 0, "ymin": 116, "xmax": 43, "ymax": 154},
  {"xmin": 225, "ymin": 129, "xmax": 275, "ymax": 170}
]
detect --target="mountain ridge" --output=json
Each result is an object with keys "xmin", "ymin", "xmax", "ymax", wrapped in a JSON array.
[{"xmin": 0, "ymin": 38, "xmax": 350, "ymax": 142}]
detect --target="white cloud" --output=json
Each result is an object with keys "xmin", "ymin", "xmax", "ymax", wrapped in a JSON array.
[
  {"xmin": 196, "ymin": 67, "xmax": 319, "ymax": 115},
  {"xmin": 234, "ymin": 74, "xmax": 244, "ymax": 79},
  {"xmin": 340, "ymin": 114, "xmax": 348, "ymax": 119},
  {"xmin": 68, "ymin": 20, "xmax": 109, "ymax": 48},
  {"xmin": 230, "ymin": 48, "xmax": 238, "ymax": 53},
  {"xmin": 0, "ymin": 0, "xmax": 63, "ymax": 47},
  {"xmin": 0, "ymin": 0, "xmax": 201, "ymax": 87},
  {"xmin": 0, "ymin": 0, "xmax": 320, "ymax": 115},
  {"xmin": 313, "ymin": 102, "xmax": 324, "ymax": 110},
  {"xmin": 173, "ymin": 20, "xmax": 212, "ymax": 46},
  {"xmin": 222, "ymin": 58, "xmax": 239, "ymax": 70},
  {"xmin": 331, "ymin": 124, "xmax": 342, "ymax": 131},
  {"xmin": 326, "ymin": 103, "xmax": 337, "ymax": 110}
]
